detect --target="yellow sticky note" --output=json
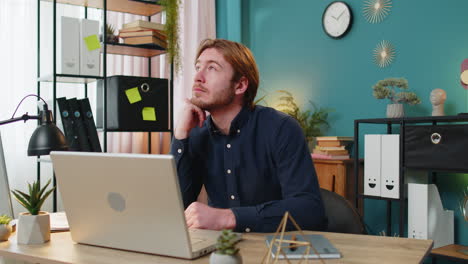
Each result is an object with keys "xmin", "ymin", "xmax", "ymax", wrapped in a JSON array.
[
  {"xmin": 84, "ymin": 34, "xmax": 101, "ymax": 51},
  {"xmin": 142, "ymin": 107, "xmax": 157, "ymax": 121},
  {"xmin": 125, "ymin": 87, "xmax": 142, "ymax": 104}
]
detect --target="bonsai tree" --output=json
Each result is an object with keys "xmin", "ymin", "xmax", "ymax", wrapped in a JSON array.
[
  {"xmin": 11, "ymin": 179, "xmax": 56, "ymax": 215},
  {"xmin": 215, "ymin": 229, "xmax": 240, "ymax": 255},
  {"xmin": 372, "ymin": 78, "xmax": 421, "ymax": 105},
  {"xmin": 274, "ymin": 90, "xmax": 331, "ymax": 138},
  {"xmin": 0, "ymin": 214, "xmax": 12, "ymax": 225}
]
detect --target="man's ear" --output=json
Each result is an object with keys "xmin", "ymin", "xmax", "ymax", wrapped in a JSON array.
[{"xmin": 234, "ymin": 76, "xmax": 248, "ymax": 95}]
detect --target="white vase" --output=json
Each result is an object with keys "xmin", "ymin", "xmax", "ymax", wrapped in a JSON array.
[
  {"xmin": 17, "ymin": 211, "xmax": 50, "ymax": 244},
  {"xmin": 0, "ymin": 224, "xmax": 12, "ymax": 241},
  {"xmin": 209, "ymin": 252, "xmax": 243, "ymax": 264},
  {"xmin": 386, "ymin": 104, "xmax": 404, "ymax": 118}
]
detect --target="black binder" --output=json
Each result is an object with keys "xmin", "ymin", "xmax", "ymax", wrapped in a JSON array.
[
  {"xmin": 67, "ymin": 98, "xmax": 91, "ymax": 152},
  {"xmin": 57, "ymin": 97, "xmax": 80, "ymax": 151},
  {"xmin": 78, "ymin": 98, "xmax": 102, "ymax": 152}
]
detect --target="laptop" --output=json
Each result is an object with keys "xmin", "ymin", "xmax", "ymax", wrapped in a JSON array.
[
  {"xmin": 0, "ymin": 133, "xmax": 14, "ymax": 218},
  {"xmin": 50, "ymin": 151, "xmax": 236, "ymax": 259}
]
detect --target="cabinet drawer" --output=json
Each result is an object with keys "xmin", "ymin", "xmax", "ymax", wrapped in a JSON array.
[{"xmin": 404, "ymin": 125, "xmax": 468, "ymax": 170}]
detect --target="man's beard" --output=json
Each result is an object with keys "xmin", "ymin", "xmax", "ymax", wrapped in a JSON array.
[{"xmin": 191, "ymin": 84, "xmax": 236, "ymax": 111}]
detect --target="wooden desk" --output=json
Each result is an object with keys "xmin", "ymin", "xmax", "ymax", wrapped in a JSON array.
[
  {"xmin": 0, "ymin": 231, "xmax": 432, "ymax": 264},
  {"xmin": 431, "ymin": 244, "xmax": 468, "ymax": 263}
]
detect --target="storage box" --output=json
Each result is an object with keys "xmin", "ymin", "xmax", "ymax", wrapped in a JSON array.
[
  {"xmin": 96, "ymin": 76, "xmax": 169, "ymax": 131},
  {"xmin": 404, "ymin": 125, "xmax": 468, "ymax": 171}
]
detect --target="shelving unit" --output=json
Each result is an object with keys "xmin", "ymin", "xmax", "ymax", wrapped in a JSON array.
[
  {"xmin": 353, "ymin": 115, "xmax": 468, "ymax": 238},
  {"xmin": 36, "ymin": 0, "xmax": 172, "ymax": 211}
]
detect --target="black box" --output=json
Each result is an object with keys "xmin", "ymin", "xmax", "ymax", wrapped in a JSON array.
[
  {"xmin": 97, "ymin": 75, "xmax": 170, "ymax": 131},
  {"xmin": 404, "ymin": 124, "xmax": 468, "ymax": 171}
]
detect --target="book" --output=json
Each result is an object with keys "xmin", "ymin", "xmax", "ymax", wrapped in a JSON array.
[
  {"xmin": 118, "ymin": 28, "xmax": 167, "ymax": 40},
  {"xmin": 265, "ymin": 234, "xmax": 341, "ymax": 259},
  {"xmin": 315, "ymin": 146, "xmax": 346, "ymax": 151},
  {"xmin": 123, "ymin": 35, "xmax": 167, "ymax": 48},
  {"xmin": 311, "ymin": 153, "xmax": 350, "ymax": 160},
  {"xmin": 78, "ymin": 98, "xmax": 102, "ymax": 152},
  {"xmin": 317, "ymin": 141, "xmax": 343, "ymax": 147},
  {"xmin": 316, "ymin": 136, "xmax": 353, "ymax": 141},
  {"xmin": 313, "ymin": 149, "xmax": 349, "ymax": 155},
  {"xmin": 122, "ymin": 20, "xmax": 165, "ymax": 31}
]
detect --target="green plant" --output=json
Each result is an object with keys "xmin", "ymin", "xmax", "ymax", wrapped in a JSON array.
[
  {"xmin": 372, "ymin": 78, "xmax": 421, "ymax": 105},
  {"xmin": 160, "ymin": 0, "xmax": 181, "ymax": 74},
  {"xmin": 0, "ymin": 214, "xmax": 12, "ymax": 225},
  {"xmin": 106, "ymin": 24, "xmax": 116, "ymax": 37},
  {"xmin": 274, "ymin": 90, "xmax": 331, "ymax": 138},
  {"xmin": 11, "ymin": 179, "xmax": 56, "ymax": 215},
  {"xmin": 215, "ymin": 229, "xmax": 240, "ymax": 255}
]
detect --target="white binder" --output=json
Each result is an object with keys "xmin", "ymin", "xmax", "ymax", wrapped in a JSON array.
[
  {"xmin": 380, "ymin": 135, "xmax": 400, "ymax": 199},
  {"xmin": 58, "ymin": 16, "xmax": 80, "ymax": 75},
  {"xmin": 80, "ymin": 19, "xmax": 101, "ymax": 76},
  {"xmin": 364, "ymin": 134, "xmax": 381, "ymax": 197},
  {"xmin": 408, "ymin": 183, "xmax": 454, "ymax": 248}
]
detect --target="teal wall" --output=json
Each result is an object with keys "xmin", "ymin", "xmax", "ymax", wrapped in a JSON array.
[{"xmin": 216, "ymin": 0, "xmax": 468, "ymax": 246}]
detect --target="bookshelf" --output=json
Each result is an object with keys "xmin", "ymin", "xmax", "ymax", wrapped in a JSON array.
[{"xmin": 37, "ymin": 0, "xmax": 172, "ymax": 211}]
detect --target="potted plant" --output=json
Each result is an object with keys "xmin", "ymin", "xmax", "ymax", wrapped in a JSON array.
[
  {"xmin": 0, "ymin": 214, "xmax": 13, "ymax": 241},
  {"xmin": 372, "ymin": 78, "xmax": 421, "ymax": 118},
  {"xmin": 101, "ymin": 24, "xmax": 118, "ymax": 43},
  {"xmin": 11, "ymin": 179, "xmax": 55, "ymax": 244},
  {"xmin": 274, "ymin": 90, "xmax": 332, "ymax": 150},
  {"xmin": 210, "ymin": 229, "xmax": 242, "ymax": 264}
]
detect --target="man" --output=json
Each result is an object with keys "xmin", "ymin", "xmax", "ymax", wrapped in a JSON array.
[{"xmin": 170, "ymin": 39, "xmax": 326, "ymax": 233}]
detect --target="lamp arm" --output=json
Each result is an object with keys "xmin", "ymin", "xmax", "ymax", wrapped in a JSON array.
[{"xmin": 0, "ymin": 114, "xmax": 40, "ymax": 126}]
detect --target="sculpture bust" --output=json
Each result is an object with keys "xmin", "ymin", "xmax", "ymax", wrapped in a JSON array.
[{"xmin": 430, "ymin": 89, "xmax": 447, "ymax": 116}]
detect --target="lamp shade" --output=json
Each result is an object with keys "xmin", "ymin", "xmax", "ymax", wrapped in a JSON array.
[{"xmin": 27, "ymin": 123, "xmax": 68, "ymax": 156}]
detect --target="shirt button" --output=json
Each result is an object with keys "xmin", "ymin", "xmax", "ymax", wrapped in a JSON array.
[
  {"xmin": 245, "ymin": 227, "xmax": 251, "ymax": 233},
  {"xmin": 177, "ymin": 149, "xmax": 182, "ymax": 153},
  {"xmin": 226, "ymin": 144, "xmax": 231, "ymax": 149},
  {"xmin": 230, "ymin": 195, "xmax": 235, "ymax": 200},
  {"xmin": 237, "ymin": 129, "xmax": 241, "ymax": 134},
  {"xmin": 227, "ymin": 169, "xmax": 231, "ymax": 174}
]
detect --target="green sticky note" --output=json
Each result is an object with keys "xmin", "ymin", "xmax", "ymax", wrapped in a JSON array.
[
  {"xmin": 142, "ymin": 107, "xmax": 157, "ymax": 121},
  {"xmin": 125, "ymin": 87, "xmax": 142, "ymax": 104},
  {"xmin": 84, "ymin": 34, "xmax": 101, "ymax": 51}
]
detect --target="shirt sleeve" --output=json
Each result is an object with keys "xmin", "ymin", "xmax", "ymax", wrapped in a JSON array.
[
  {"xmin": 170, "ymin": 137, "xmax": 203, "ymax": 209},
  {"xmin": 230, "ymin": 117, "xmax": 327, "ymax": 232}
]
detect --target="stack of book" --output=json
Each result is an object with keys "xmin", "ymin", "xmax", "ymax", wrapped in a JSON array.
[
  {"xmin": 312, "ymin": 136, "xmax": 354, "ymax": 160},
  {"xmin": 118, "ymin": 20, "xmax": 167, "ymax": 48}
]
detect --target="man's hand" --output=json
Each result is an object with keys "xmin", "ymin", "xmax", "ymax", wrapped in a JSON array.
[
  {"xmin": 174, "ymin": 99, "xmax": 206, "ymax": 140},
  {"xmin": 185, "ymin": 202, "xmax": 236, "ymax": 230}
]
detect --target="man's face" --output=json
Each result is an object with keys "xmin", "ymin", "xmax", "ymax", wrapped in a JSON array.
[{"xmin": 191, "ymin": 48, "xmax": 237, "ymax": 111}]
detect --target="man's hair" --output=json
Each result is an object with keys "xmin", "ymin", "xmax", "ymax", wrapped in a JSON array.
[{"xmin": 196, "ymin": 39, "xmax": 259, "ymax": 109}]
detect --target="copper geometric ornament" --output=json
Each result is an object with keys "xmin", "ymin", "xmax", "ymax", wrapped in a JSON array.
[
  {"xmin": 373, "ymin": 40, "xmax": 396, "ymax": 68},
  {"xmin": 363, "ymin": 0, "xmax": 392, "ymax": 23}
]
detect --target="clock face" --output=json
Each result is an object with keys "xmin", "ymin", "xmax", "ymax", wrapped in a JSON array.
[{"xmin": 322, "ymin": 1, "xmax": 353, "ymax": 39}]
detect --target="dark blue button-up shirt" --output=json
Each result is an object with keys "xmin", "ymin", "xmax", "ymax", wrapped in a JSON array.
[{"xmin": 170, "ymin": 105, "xmax": 327, "ymax": 232}]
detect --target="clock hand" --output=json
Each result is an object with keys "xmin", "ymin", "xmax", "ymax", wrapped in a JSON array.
[{"xmin": 337, "ymin": 10, "xmax": 345, "ymax": 20}]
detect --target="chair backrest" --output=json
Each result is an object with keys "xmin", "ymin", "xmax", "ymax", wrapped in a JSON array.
[{"xmin": 320, "ymin": 188, "xmax": 366, "ymax": 234}]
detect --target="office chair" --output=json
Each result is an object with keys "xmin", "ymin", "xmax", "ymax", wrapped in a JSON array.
[{"xmin": 320, "ymin": 188, "xmax": 366, "ymax": 234}]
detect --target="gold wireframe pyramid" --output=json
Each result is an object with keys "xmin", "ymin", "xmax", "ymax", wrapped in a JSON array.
[{"xmin": 261, "ymin": 212, "xmax": 325, "ymax": 264}]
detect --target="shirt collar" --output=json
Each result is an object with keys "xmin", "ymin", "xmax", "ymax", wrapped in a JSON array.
[{"xmin": 207, "ymin": 105, "xmax": 253, "ymax": 136}]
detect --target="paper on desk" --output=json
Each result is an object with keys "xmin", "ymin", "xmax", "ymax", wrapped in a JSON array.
[{"xmin": 50, "ymin": 212, "xmax": 70, "ymax": 231}]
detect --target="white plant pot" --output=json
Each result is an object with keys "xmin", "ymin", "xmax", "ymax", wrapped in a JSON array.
[
  {"xmin": 17, "ymin": 211, "xmax": 50, "ymax": 244},
  {"xmin": 0, "ymin": 224, "xmax": 12, "ymax": 241},
  {"xmin": 209, "ymin": 252, "xmax": 243, "ymax": 264},
  {"xmin": 386, "ymin": 104, "xmax": 404, "ymax": 118}
]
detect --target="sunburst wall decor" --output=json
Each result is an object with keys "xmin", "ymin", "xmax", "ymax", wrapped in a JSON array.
[
  {"xmin": 373, "ymin": 40, "xmax": 395, "ymax": 68},
  {"xmin": 363, "ymin": 0, "xmax": 392, "ymax": 23}
]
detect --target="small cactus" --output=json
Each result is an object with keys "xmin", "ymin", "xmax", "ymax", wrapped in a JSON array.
[{"xmin": 215, "ymin": 229, "xmax": 240, "ymax": 255}]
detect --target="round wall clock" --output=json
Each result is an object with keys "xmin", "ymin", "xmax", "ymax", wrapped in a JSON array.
[{"xmin": 322, "ymin": 1, "xmax": 353, "ymax": 39}]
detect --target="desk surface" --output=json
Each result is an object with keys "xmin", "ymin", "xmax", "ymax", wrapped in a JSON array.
[{"xmin": 0, "ymin": 231, "xmax": 433, "ymax": 264}]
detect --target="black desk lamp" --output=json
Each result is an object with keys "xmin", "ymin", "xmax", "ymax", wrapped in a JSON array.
[{"xmin": 0, "ymin": 94, "xmax": 68, "ymax": 155}]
